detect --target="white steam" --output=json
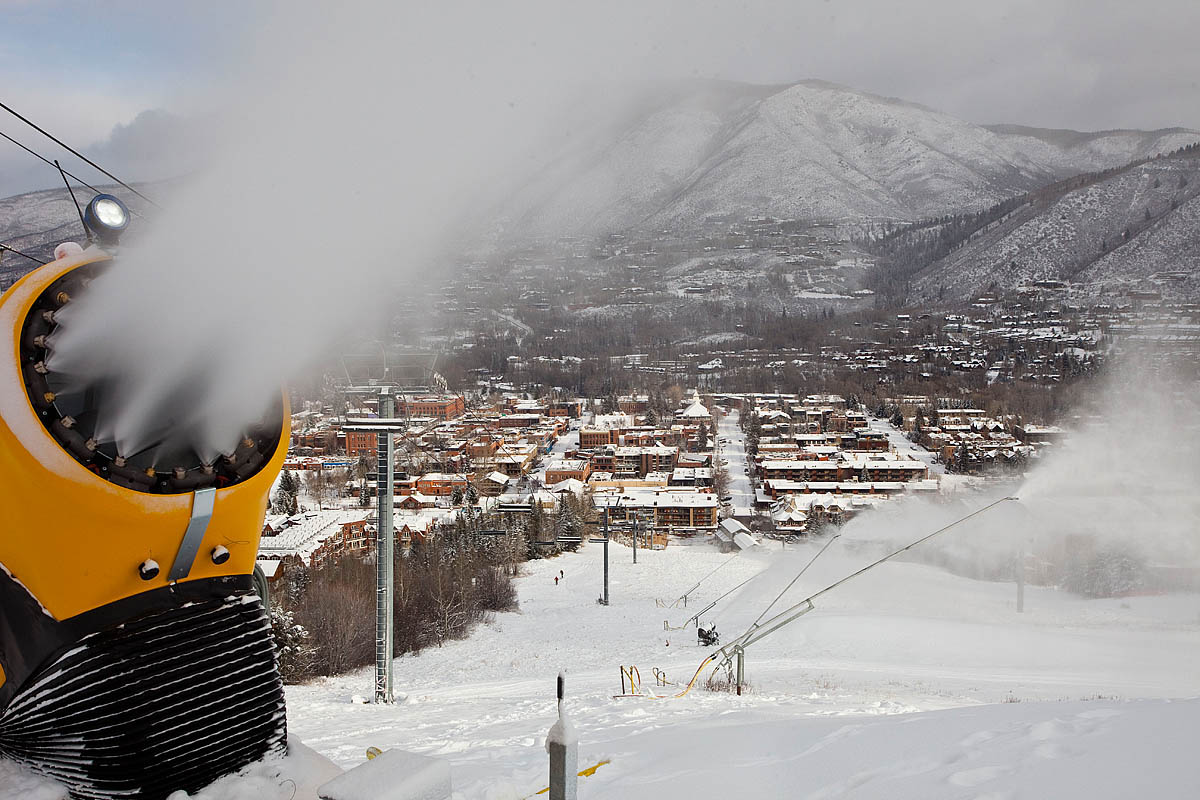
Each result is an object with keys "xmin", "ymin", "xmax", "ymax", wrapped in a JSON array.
[{"xmin": 43, "ymin": 2, "xmax": 695, "ymax": 465}]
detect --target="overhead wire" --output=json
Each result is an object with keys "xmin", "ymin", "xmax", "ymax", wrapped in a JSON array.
[
  {"xmin": 0, "ymin": 243, "xmax": 48, "ymax": 266},
  {"xmin": 0, "ymin": 100, "xmax": 159, "ymax": 207},
  {"xmin": 0, "ymin": 128, "xmax": 146, "ymax": 219},
  {"xmin": 0, "ymin": 129, "xmax": 106, "ymax": 197}
]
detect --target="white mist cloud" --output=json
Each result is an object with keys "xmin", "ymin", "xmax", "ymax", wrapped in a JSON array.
[
  {"xmin": 832, "ymin": 358, "xmax": 1200, "ymax": 595},
  {"xmin": 42, "ymin": 0, "xmax": 695, "ymax": 465}
]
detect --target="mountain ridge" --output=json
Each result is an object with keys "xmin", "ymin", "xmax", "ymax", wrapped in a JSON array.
[{"xmin": 498, "ymin": 79, "xmax": 1199, "ymax": 236}]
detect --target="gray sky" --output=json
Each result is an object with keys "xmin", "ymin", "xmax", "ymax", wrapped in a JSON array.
[{"xmin": 1, "ymin": 0, "xmax": 1198, "ymax": 198}]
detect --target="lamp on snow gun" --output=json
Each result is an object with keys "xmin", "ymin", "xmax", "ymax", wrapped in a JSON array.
[
  {"xmin": 0, "ymin": 206, "xmax": 290, "ymax": 800},
  {"xmin": 82, "ymin": 193, "xmax": 130, "ymax": 245}
]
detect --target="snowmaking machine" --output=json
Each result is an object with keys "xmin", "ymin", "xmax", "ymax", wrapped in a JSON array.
[{"xmin": 0, "ymin": 195, "xmax": 290, "ymax": 799}]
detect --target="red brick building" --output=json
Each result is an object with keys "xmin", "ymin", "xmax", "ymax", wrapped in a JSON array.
[
  {"xmin": 345, "ymin": 429, "xmax": 378, "ymax": 459},
  {"xmin": 398, "ymin": 396, "xmax": 465, "ymax": 420}
]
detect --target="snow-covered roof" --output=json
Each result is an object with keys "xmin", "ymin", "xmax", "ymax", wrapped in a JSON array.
[
  {"xmin": 549, "ymin": 478, "xmax": 586, "ymax": 494},
  {"xmin": 733, "ymin": 531, "xmax": 757, "ymax": 550},
  {"xmin": 592, "ymin": 488, "xmax": 719, "ymax": 509},
  {"xmin": 719, "ymin": 518, "xmax": 750, "ymax": 536},
  {"xmin": 257, "ymin": 509, "xmax": 369, "ymax": 560}
]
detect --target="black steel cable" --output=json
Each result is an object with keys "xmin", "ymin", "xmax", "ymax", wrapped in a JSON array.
[
  {"xmin": 0, "ymin": 243, "xmax": 48, "ymax": 266},
  {"xmin": 0, "ymin": 100, "xmax": 159, "ymax": 206},
  {"xmin": 55, "ymin": 160, "xmax": 89, "ymax": 241},
  {"xmin": 0, "ymin": 128, "xmax": 145, "ymax": 219},
  {"xmin": 0, "ymin": 128, "xmax": 105, "ymax": 196}
]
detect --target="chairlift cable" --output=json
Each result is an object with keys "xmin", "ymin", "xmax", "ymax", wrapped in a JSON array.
[
  {"xmin": 0, "ymin": 128, "xmax": 146, "ymax": 218},
  {"xmin": 0, "ymin": 101, "xmax": 159, "ymax": 206}
]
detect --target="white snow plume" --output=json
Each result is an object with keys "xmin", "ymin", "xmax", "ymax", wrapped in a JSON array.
[
  {"xmin": 835, "ymin": 359, "xmax": 1200, "ymax": 595},
  {"xmin": 43, "ymin": 1, "xmax": 690, "ymax": 464}
]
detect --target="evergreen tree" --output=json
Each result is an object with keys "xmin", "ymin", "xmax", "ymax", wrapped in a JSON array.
[
  {"xmin": 284, "ymin": 562, "xmax": 310, "ymax": 605},
  {"xmin": 269, "ymin": 604, "xmax": 316, "ymax": 683},
  {"xmin": 273, "ymin": 470, "xmax": 300, "ymax": 515},
  {"xmin": 527, "ymin": 502, "xmax": 547, "ymax": 559},
  {"xmin": 1064, "ymin": 546, "xmax": 1145, "ymax": 598},
  {"xmin": 554, "ymin": 496, "xmax": 582, "ymax": 551}
]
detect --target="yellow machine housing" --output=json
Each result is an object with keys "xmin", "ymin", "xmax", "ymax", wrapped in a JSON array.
[
  {"xmin": 0, "ymin": 247, "xmax": 291, "ymax": 799},
  {"xmin": 0, "ymin": 249, "xmax": 287, "ymax": 627}
]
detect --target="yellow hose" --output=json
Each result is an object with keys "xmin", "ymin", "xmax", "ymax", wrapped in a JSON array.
[
  {"xmin": 526, "ymin": 759, "xmax": 612, "ymax": 797},
  {"xmin": 612, "ymin": 655, "xmax": 715, "ymax": 700}
]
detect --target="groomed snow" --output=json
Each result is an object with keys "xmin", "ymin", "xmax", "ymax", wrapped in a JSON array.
[{"xmin": 4, "ymin": 531, "xmax": 1198, "ymax": 799}]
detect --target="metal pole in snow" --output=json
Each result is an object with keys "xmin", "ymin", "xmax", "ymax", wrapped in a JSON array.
[
  {"xmin": 602, "ymin": 507, "xmax": 610, "ymax": 605},
  {"xmin": 735, "ymin": 648, "xmax": 744, "ymax": 696},
  {"xmin": 548, "ymin": 674, "xmax": 578, "ymax": 800},
  {"xmin": 375, "ymin": 388, "xmax": 395, "ymax": 704},
  {"xmin": 633, "ymin": 516, "xmax": 638, "ymax": 564}
]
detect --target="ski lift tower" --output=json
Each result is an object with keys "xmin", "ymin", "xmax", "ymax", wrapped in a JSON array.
[{"xmin": 345, "ymin": 390, "xmax": 408, "ymax": 704}]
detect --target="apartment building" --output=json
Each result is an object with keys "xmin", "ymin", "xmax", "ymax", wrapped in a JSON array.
[
  {"xmin": 593, "ymin": 488, "xmax": 719, "ymax": 530},
  {"xmin": 398, "ymin": 396, "xmax": 465, "ymax": 420}
]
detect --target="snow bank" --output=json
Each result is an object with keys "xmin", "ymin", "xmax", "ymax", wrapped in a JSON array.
[
  {"xmin": 581, "ymin": 698, "xmax": 1200, "ymax": 799},
  {"xmin": 317, "ymin": 748, "xmax": 451, "ymax": 800}
]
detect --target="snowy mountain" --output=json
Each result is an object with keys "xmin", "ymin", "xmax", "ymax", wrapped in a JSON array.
[
  {"xmin": 908, "ymin": 151, "xmax": 1200, "ymax": 301},
  {"xmin": 986, "ymin": 123, "xmax": 1200, "ymax": 173},
  {"xmin": 501, "ymin": 80, "xmax": 1199, "ymax": 234},
  {"xmin": 3, "ymin": 82, "xmax": 1198, "ymax": 298}
]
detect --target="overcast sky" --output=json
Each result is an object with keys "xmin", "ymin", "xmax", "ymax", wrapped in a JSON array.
[{"xmin": 1, "ymin": 0, "xmax": 1198, "ymax": 198}]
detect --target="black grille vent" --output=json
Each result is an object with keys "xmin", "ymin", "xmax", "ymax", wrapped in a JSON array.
[{"xmin": 0, "ymin": 592, "xmax": 286, "ymax": 799}]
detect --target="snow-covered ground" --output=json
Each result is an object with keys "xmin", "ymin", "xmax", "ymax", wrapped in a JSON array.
[{"xmin": 5, "ymin": 529, "xmax": 1199, "ymax": 799}]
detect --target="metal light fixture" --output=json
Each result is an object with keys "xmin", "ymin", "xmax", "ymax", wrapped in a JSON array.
[{"xmin": 83, "ymin": 193, "xmax": 130, "ymax": 245}]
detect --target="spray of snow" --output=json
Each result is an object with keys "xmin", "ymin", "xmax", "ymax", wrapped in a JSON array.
[
  {"xmin": 824, "ymin": 357, "xmax": 1200, "ymax": 596},
  {"xmin": 42, "ymin": 2, "xmax": 699, "ymax": 465}
]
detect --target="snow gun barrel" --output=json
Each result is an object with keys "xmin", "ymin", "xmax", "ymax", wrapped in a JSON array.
[
  {"xmin": 0, "ymin": 244, "xmax": 291, "ymax": 799},
  {"xmin": 711, "ymin": 497, "xmax": 1018, "ymax": 671}
]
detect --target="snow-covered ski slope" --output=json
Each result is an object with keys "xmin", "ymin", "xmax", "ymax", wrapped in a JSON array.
[{"xmin": 4, "ymin": 535, "xmax": 1198, "ymax": 799}]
